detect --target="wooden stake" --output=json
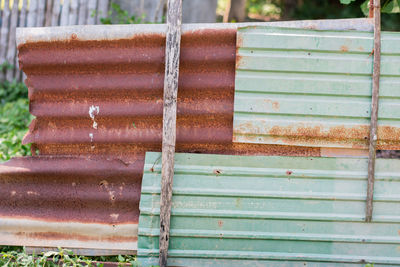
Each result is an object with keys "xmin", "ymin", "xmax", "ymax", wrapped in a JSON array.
[
  {"xmin": 159, "ymin": 0, "xmax": 182, "ymax": 266},
  {"xmin": 369, "ymin": 0, "xmax": 374, "ymax": 18},
  {"xmin": 365, "ymin": 0, "xmax": 381, "ymax": 223}
]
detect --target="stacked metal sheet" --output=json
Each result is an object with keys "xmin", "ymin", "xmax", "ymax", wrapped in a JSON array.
[
  {"xmin": 138, "ymin": 152, "xmax": 400, "ymax": 266},
  {"xmin": 233, "ymin": 27, "xmax": 400, "ymax": 150}
]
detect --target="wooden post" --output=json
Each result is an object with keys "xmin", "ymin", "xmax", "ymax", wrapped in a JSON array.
[
  {"xmin": 51, "ymin": 0, "xmax": 61, "ymax": 26},
  {"xmin": 69, "ymin": 0, "xmax": 79, "ymax": 25},
  {"xmin": 369, "ymin": 0, "xmax": 374, "ymax": 18},
  {"xmin": 78, "ymin": 0, "xmax": 88, "ymax": 25},
  {"xmin": 5, "ymin": 0, "xmax": 18, "ymax": 81},
  {"xmin": 60, "ymin": 0, "xmax": 70, "ymax": 26},
  {"xmin": 36, "ymin": 0, "xmax": 46, "ymax": 27},
  {"xmin": 159, "ymin": 0, "xmax": 182, "ymax": 266},
  {"xmin": 365, "ymin": 0, "xmax": 381, "ymax": 223},
  {"xmin": 45, "ymin": 0, "xmax": 54, "ymax": 26},
  {"xmin": 27, "ymin": 0, "xmax": 38, "ymax": 27},
  {"xmin": 0, "ymin": 0, "xmax": 11, "ymax": 81},
  {"xmin": 86, "ymin": 0, "xmax": 97, "ymax": 25}
]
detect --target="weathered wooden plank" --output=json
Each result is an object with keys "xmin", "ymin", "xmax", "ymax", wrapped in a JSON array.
[
  {"xmin": 27, "ymin": 0, "xmax": 38, "ymax": 27},
  {"xmin": 154, "ymin": 0, "xmax": 165, "ymax": 22},
  {"xmin": 365, "ymin": 0, "xmax": 381, "ymax": 223},
  {"xmin": 6, "ymin": 0, "xmax": 19, "ymax": 81},
  {"xmin": 86, "ymin": 0, "xmax": 97, "ymax": 25},
  {"xmin": 60, "ymin": 0, "xmax": 70, "ymax": 26},
  {"xmin": 69, "ymin": 0, "xmax": 79, "ymax": 25},
  {"xmin": 45, "ymin": 0, "xmax": 54, "ymax": 26},
  {"xmin": 159, "ymin": 1, "xmax": 182, "ymax": 266},
  {"xmin": 78, "ymin": 0, "xmax": 88, "ymax": 25},
  {"xmin": 0, "ymin": 0, "xmax": 11, "ymax": 81},
  {"xmin": 51, "ymin": 0, "xmax": 61, "ymax": 26},
  {"xmin": 16, "ymin": 0, "xmax": 28, "ymax": 82},
  {"xmin": 36, "ymin": 0, "xmax": 46, "ymax": 27},
  {"xmin": 96, "ymin": 0, "xmax": 109, "ymax": 24}
]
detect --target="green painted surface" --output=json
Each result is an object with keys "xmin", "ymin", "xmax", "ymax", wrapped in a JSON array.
[
  {"xmin": 138, "ymin": 152, "xmax": 400, "ymax": 266},
  {"xmin": 233, "ymin": 27, "xmax": 400, "ymax": 149}
]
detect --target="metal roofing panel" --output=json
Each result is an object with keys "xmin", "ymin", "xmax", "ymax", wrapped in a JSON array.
[
  {"xmin": 138, "ymin": 152, "xmax": 400, "ymax": 266},
  {"xmin": 233, "ymin": 27, "xmax": 400, "ymax": 149},
  {"xmin": 0, "ymin": 18, "xmax": 373, "ymax": 252}
]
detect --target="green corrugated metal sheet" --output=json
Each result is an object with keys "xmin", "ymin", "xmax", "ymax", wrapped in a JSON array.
[
  {"xmin": 233, "ymin": 27, "xmax": 400, "ymax": 149},
  {"xmin": 138, "ymin": 152, "xmax": 400, "ymax": 266}
]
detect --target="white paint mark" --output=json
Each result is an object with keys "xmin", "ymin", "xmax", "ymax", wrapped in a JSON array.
[
  {"xmin": 89, "ymin": 105, "xmax": 99, "ymax": 129},
  {"xmin": 89, "ymin": 133, "xmax": 94, "ymax": 142},
  {"xmin": 26, "ymin": 191, "xmax": 40, "ymax": 196}
]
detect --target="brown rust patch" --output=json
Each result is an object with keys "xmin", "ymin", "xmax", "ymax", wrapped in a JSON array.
[
  {"xmin": 340, "ymin": 45, "xmax": 349, "ymax": 52},
  {"xmin": 213, "ymin": 169, "xmax": 222, "ymax": 175},
  {"xmin": 236, "ymin": 121, "xmax": 400, "ymax": 150},
  {"xmin": 264, "ymin": 99, "xmax": 280, "ymax": 111}
]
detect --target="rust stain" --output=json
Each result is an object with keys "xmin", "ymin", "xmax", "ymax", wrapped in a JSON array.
[
  {"xmin": 340, "ymin": 45, "xmax": 349, "ymax": 52},
  {"xmin": 218, "ymin": 220, "xmax": 224, "ymax": 227},
  {"xmin": 286, "ymin": 170, "xmax": 293, "ymax": 175},
  {"xmin": 236, "ymin": 121, "xmax": 400, "ymax": 150},
  {"xmin": 213, "ymin": 169, "xmax": 222, "ymax": 175},
  {"xmin": 264, "ymin": 99, "xmax": 280, "ymax": 111}
]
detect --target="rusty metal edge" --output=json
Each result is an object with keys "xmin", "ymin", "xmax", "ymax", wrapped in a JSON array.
[
  {"xmin": 26, "ymin": 246, "xmax": 136, "ymax": 256},
  {"xmin": 16, "ymin": 18, "xmax": 373, "ymax": 46}
]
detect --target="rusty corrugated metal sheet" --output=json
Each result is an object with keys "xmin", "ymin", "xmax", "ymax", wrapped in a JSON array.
[
  {"xmin": 0, "ymin": 19, "xmax": 373, "ymax": 253},
  {"xmin": 233, "ymin": 26, "xmax": 400, "ymax": 149}
]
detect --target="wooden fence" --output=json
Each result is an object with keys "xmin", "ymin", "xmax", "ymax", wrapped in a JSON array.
[{"xmin": 0, "ymin": 0, "xmax": 110, "ymax": 82}]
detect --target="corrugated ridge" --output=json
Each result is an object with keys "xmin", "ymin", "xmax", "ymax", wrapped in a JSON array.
[{"xmin": 138, "ymin": 152, "xmax": 400, "ymax": 266}]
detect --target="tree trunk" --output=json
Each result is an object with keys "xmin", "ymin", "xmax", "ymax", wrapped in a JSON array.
[
  {"xmin": 282, "ymin": 0, "xmax": 299, "ymax": 19},
  {"xmin": 225, "ymin": 0, "xmax": 246, "ymax": 22},
  {"xmin": 182, "ymin": 0, "xmax": 217, "ymax": 23}
]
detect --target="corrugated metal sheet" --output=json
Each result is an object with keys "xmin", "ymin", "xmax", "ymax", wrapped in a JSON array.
[
  {"xmin": 233, "ymin": 27, "xmax": 400, "ymax": 150},
  {"xmin": 0, "ymin": 19, "xmax": 373, "ymax": 252},
  {"xmin": 138, "ymin": 152, "xmax": 400, "ymax": 266}
]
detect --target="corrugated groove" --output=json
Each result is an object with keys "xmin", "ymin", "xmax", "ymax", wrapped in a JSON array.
[
  {"xmin": 0, "ymin": 19, "xmax": 373, "ymax": 252},
  {"xmin": 234, "ymin": 27, "xmax": 400, "ymax": 149},
  {"xmin": 138, "ymin": 152, "xmax": 400, "ymax": 266}
]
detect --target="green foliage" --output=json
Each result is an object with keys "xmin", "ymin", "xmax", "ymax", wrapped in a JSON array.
[
  {"xmin": 0, "ymin": 79, "xmax": 32, "ymax": 162},
  {"xmin": 0, "ymin": 80, "xmax": 28, "ymax": 105},
  {"xmin": 292, "ymin": 0, "xmax": 399, "ymax": 31},
  {"xmin": 382, "ymin": 0, "xmax": 400, "ymax": 13},
  {"xmin": 340, "ymin": 0, "xmax": 357, "ymax": 4},
  {"xmin": 0, "ymin": 246, "xmax": 140, "ymax": 266},
  {"xmin": 246, "ymin": 0, "xmax": 281, "ymax": 17},
  {"xmin": 340, "ymin": 0, "xmax": 400, "ymax": 13},
  {"xmin": 98, "ymin": 2, "xmax": 146, "ymax": 24}
]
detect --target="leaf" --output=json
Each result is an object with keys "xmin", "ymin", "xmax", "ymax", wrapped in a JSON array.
[
  {"xmin": 382, "ymin": 0, "xmax": 400, "ymax": 13},
  {"xmin": 360, "ymin": 0, "xmax": 370, "ymax": 15},
  {"xmin": 43, "ymin": 251, "xmax": 58, "ymax": 258},
  {"xmin": 340, "ymin": 0, "xmax": 356, "ymax": 4},
  {"xmin": 118, "ymin": 255, "xmax": 125, "ymax": 262}
]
